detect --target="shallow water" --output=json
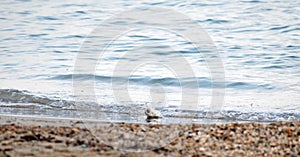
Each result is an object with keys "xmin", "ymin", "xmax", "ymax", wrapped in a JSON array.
[{"xmin": 0, "ymin": 0, "xmax": 299, "ymax": 123}]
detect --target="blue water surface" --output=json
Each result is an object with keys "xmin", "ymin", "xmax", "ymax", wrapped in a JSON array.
[{"xmin": 0, "ymin": 0, "xmax": 299, "ymax": 123}]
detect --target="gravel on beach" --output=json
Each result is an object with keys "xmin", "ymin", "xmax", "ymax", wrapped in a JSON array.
[{"xmin": 0, "ymin": 120, "xmax": 299, "ymax": 157}]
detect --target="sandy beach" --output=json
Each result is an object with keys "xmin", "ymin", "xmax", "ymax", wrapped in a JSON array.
[
  {"xmin": 1, "ymin": 0, "xmax": 300, "ymax": 157},
  {"xmin": 0, "ymin": 115, "xmax": 299, "ymax": 157}
]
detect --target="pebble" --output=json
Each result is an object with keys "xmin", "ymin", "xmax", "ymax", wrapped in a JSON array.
[
  {"xmin": 0, "ymin": 122, "xmax": 298, "ymax": 156},
  {"xmin": 1, "ymin": 146, "xmax": 13, "ymax": 151},
  {"xmin": 45, "ymin": 145, "xmax": 53, "ymax": 149},
  {"xmin": 21, "ymin": 132, "xmax": 38, "ymax": 141},
  {"xmin": 1, "ymin": 140, "xmax": 10, "ymax": 146}
]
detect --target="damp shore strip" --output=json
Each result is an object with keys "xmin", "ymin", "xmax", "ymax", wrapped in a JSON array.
[{"xmin": 0, "ymin": 115, "xmax": 299, "ymax": 157}]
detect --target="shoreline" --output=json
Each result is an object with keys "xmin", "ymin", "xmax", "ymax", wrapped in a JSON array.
[{"xmin": 0, "ymin": 115, "xmax": 299, "ymax": 156}]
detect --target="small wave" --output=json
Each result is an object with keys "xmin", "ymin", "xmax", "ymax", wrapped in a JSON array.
[
  {"xmin": 50, "ymin": 74, "xmax": 109, "ymax": 81},
  {"xmin": 0, "ymin": 89, "xmax": 74, "ymax": 108},
  {"xmin": 281, "ymin": 28, "xmax": 300, "ymax": 33},
  {"xmin": 128, "ymin": 35, "xmax": 149, "ymax": 39},
  {"xmin": 74, "ymin": 11, "xmax": 86, "ymax": 14},
  {"xmin": 29, "ymin": 33, "xmax": 48, "ymax": 37},
  {"xmin": 286, "ymin": 55, "xmax": 300, "ymax": 59},
  {"xmin": 3, "ymin": 100, "xmax": 298, "ymax": 123},
  {"xmin": 286, "ymin": 45, "xmax": 300, "ymax": 49},
  {"xmin": 226, "ymin": 82, "xmax": 251, "ymax": 89},
  {"xmin": 49, "ymin": 74, "xmax": 276, "ymax": 90},
  {"xmin": 197, "ymin": 19, "xmax": 230, "ymax": 24},
  {"xmin": 225, "ymin": 82, "xmax": 275, "ymax": 90},
  {"xmin": 241, "ymin": 0, "xmax": 262, "ymax": 3},
  {"xmin": 36, "ymin": 16, "xmax": 60, "ymax": 21},
  {"xmin": 204, "ymin": 19, "xmax": 230, "ymax": 24},
  {"xmin": 220, "ymin": 110, "xmax": 300, "ymax": 122},
  {"xmin": 59, "ymin": 35, "xmax": 85, "ymax": 39},
  {"xmin": 262, "ymin": 65, "xmax": 293, "ymax": 69},
  {"xmin": 16, "ymin": 11, "xmax": 32, "ymax": 15},
  {"xmin": 1, "ymin": 89, "xmax": 298, "ymax": 123},
  {"xmin": 51, "ymin": 74, "xmax": 207, "ymax": 88},
  {"xmin": 1, "ymin": 28, "xmax": 16, "ymax": 32},
  {"xmin": 60, "ymin": 3, "xmax": 88, "ymax": 7},
  {"xmin": 162, "ymin": 108, "xmax": 300, "ymax": 122},
  {"xmin": 269, "ymin": 25, "xmax": 289, "ymax": 31}
]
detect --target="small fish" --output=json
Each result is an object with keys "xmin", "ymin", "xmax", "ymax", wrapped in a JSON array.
[{"xmin": 145, "ymin": 107, "xmax": 162, "ymax": 119}]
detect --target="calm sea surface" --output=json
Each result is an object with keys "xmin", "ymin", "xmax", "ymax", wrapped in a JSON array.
[{"xmin": 0, "ymin": 0, "xmax": 299, "ymax": 123}]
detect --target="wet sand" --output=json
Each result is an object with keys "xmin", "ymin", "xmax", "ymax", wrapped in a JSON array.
[{"xmin": 0, "ymin": 115, "xmax": 299, "ymax": 157}]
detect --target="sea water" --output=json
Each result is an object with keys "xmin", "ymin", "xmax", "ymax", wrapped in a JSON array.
[{"xmin": 0, "ymin": 0, "xmax": 299, "ymax": 123}]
